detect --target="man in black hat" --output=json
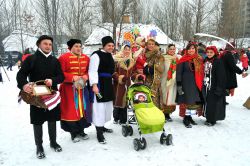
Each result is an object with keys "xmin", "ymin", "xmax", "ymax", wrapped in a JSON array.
[
  {"xmin": 16, "ymin": 35, "xmax": 64, "ymax": 159},
  {"xmin": 88, "ymin": 36, "xmax": 115, "ymax": 144},
  {"xmin": 58, "ymin": 39, "xmax": 91, "ymax": 143}
]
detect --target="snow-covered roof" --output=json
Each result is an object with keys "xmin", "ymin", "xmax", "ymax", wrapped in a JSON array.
[
  {"xmin": 85, "ymin": 23, "xmax": 174, "ymax": 45},
  {"xmin": 2, "ymin": 30, "xmax": 38, "ymax": 52}
]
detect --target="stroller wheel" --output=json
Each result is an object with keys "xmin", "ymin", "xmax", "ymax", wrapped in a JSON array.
[
  {"xmin": 166, "ymin": 134, "xmax": 173, "ymax": 146},
  {"xmin": 140, "ymin": 137, "xmax": 147, "ymax": 150},
  {"xmin": 128, "ymin": 126, "xmax": 133, "ymax": 136},
  {"xmin": 122, "ymin": 126, "xmax": 129, "ymax": 137},
  {"xmin": 160, "ymin": 133, "xmax": 166, "ymax": 145},
  {"xmin": 133, "ymin": 138, "xmax": 141, "ymax": 151}
]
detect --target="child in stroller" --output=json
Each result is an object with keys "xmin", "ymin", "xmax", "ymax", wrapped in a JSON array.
[{"xmin": 122, "ymin": 83, "xmax": 173, "ymax": 151}]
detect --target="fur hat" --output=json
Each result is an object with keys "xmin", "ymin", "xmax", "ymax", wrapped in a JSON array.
[
  {"xmin": 36, "ymin": 35, "xmax": 53, "ymax": 46},
  {"xmin": 102, "ymin": 36, "xmax": 114, "ymax": 47},
  {"xmin": 67, "ymin": 39, "xmax": 82, "ymax": 50}
]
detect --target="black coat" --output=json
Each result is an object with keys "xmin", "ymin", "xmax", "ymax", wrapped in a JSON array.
[
  {"xmin": 202, "ymin": 57, "xmax": 226, "ymax": 122},
  {"xmin": 8, "ymin": 54, "xmax": 13, "ymax": 65},
  {"xmin": 16, "ymin": 50, "xmax": 64, "ymax": 125},
  {"xmin": 176, "ymin": 61, "xmax": 202, "ymax": 105},
  {"xmin": 221, "ymin": 51, "xmax": 243, "ymax": 90}
]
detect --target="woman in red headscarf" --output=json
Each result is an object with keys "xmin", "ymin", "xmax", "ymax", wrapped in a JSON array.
[
  {"xmin": 176, "ymin": 42, "xmax": 204, "ymax": 128},
  {"xmin": 202, "ymin": 46, "xmax": 226, "ymax": 126}
]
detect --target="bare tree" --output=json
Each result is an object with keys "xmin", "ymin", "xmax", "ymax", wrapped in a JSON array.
[
  {"xmin": 95, "ymin": 0, "xmax": 134, "ymax": 48},
  {"xmin": 129, "ymin": 0, "xmax": 142, "ymax": 23},
  {"xmin": 63, "ymin": 0, "xmax": 92, "ymax": 40},
  {"xmin": 0, "ymin": 0, "xmax": 26, "ymax": 54},
  {"xmin": 188, "ymin": 0, "xmax": 218, "ymax": 34},
  {"xmin": 219, "ymin": 0, "xmax": 242, "ymax": 39},
  {"xmin": 152, "ymin": 0, "xmax": 180, "ymax": 40},
  {"xmin": 179, "ymin": 1, "xmax": 194, "ymax": 41},
  {"xmin": 212, "ymin": 0, "xmax": 222, "ymax": 35},
  {"xmin": 0, "ymin": 0, "xmax": 5, "ymax": 7},
  {"xmin": 151, "ymin": 3, "xmax": 169, "ymax": 36},
  {"xmin": 32, "ymin": 0, "xmax": 62, "ymax": 54},
  {"xmin": 139, "ymin": 0, "xmax": 154, "ymax": 24}
]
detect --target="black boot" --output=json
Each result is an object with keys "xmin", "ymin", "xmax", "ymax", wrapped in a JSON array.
[
  {"xmin": 33, "ymin": 125, "xmax": 45, "ymax": 159},
  {"xmin": 36, "ymin": 145, "xmax": 45, "ymax": 159},
  {"xmin": 188, "ymin": 116, "xmax": 197, "ymax": 125},
  {"xmin": 113, "ymin": 108, "xmax": 120, "ymax": 124},
  {"xmin": 48, "ymin": 122, "xmax": 62, "ymax": 152},
  {"xmin": 70, "ymin": 132, "xmax": 80, "ymax": 143},
  {"xmin": 96, "ymin": 126, "xmax": 106, "ymax": 144},
  {"xmin": 79, "ymin": 130, "xmax": 89, "ymax": 140},
  {"xmin": 119, "ymin": 107, "xmax": 127, "ymax": 124},
  {"xmin": 103, "ymin": 127, "xmax": 113, "ymax": 133},
  {"xmin": 165, "ymin": 113, "xmax": 173, "ymax": 122},
  {"xmin": 183, "ymin": 116, "xmax": 192, "ymax": 128},
  {"xmin": 205, "ymin": 121, "xmax": 216, "ymax": 126}
]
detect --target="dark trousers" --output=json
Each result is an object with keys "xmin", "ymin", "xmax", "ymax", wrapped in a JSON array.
[
  {"xmin": 113, "ymin": 107, "xmax": 127, "ymax": 124},
  {"xmin": 61, "ymin": 118, "xmax": 91, "ymax": 137},
  {"xmin": 7, "ymin": 64, "xmax": 12, "ymax": 71},
  {"xmin": 0, "ymin": 73, "xmax": 2, "ymax": 82},
  {"xmin": 33, "ymin": 121, "xmax": 57, "ymax": 146}
]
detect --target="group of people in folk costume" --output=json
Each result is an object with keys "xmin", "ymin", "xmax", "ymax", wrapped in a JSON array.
[{"xmin": 16, "ymin": 34, "xmax": 247, "ymax": 159}]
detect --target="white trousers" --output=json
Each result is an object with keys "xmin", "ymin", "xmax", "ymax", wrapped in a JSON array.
[{"xmin": 92, "ymin": 96, "xmax": 113, "ymax": 126}]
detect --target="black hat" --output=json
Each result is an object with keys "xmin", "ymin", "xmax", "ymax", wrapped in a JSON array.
[
  {"xmin": 36, "ymin": 35, "xmax": 53, "ymax": 46},
  {"xmin": 67, "ymin": 39, "xmax": 82, "ymax": 50},
  {"xmin": 101, "ymin": 36, "xmax": 114, "ymax": 47},
  {"xmin": 225, "ymin": 42, "xmax": 235, "ymax": 51}
]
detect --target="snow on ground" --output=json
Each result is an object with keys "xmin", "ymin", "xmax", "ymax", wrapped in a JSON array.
[{"xmin": 0, "ymin": 66, "xmax": 250, "ymax": 166}]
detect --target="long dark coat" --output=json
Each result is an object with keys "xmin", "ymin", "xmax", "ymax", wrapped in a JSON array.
[
  {"xmin": 202, "ymin": 57, "xmax": 226, "ymax": 122},
  {"xmin": 176, "ymin": 61, "xmax": 202, "ymax": 105},
  {"xmin": 221, "ymin": 51, "xmax": 243, "ymax": 90},
  {"xmin": 16, "ymin": 50, "xmax": 64, "ymax": 125}
]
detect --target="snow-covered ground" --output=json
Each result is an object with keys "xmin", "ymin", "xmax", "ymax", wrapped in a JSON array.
[{"xmin": 0, "ymin": 66, "xmax": 250, "ymax": 166}]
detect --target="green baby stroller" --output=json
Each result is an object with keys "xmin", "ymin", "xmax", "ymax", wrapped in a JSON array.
[{"xmin": 122, "ymin": 83, "xmax": 173, "ymax": 151}]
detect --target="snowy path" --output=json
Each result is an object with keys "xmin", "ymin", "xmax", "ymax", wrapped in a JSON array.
[{"xmin": 0, "ymin": 66, "xmax": 250, "ymax": 166}]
